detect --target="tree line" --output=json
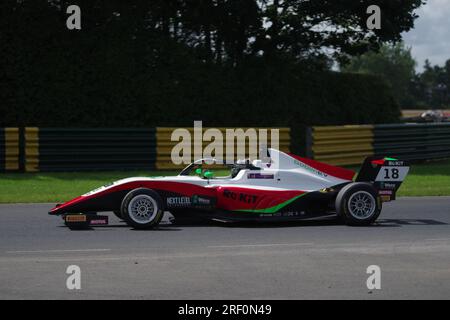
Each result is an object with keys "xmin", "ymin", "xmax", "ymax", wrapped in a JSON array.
[
  {"xmin": 1, "ymin": 0, "xmax": 425, "ymax": 140},
  {"xmin": 343, "ymin": 43, "xmax": 450, "ymax": 109},
  {"xmin": 1, "ymin": 0, "xmax": 423, "ymax": 66}
]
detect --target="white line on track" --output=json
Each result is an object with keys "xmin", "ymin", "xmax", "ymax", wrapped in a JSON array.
[
  {"xmin": 6, "ymin": 249, "xmax": 111, "ymax": 254},
  {"xmin": 424, "ymin": 238, "xmax": 450, "ymax": 241},
  {"xmin": 208, "ymin": 243, "xmax": 313, "ymax": 248}
]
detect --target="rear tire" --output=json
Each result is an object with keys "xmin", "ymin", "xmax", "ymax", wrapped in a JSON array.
[
  {"xmin": 121, "ymin": 188, "xmax": 164, "ymax": 229},
  {"xmin": 335, "ymin": 182, "xmax": 381, "ymax": 226}
]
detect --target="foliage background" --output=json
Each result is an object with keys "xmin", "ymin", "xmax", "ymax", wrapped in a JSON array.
[{"xmin": 1, "ymin": 0, "xmax": 424, "ymax": 153}]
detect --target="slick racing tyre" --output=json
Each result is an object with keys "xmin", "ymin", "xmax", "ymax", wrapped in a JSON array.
[
  {"xmin": 335, "ymin": 182, "xmax": 381, "ymax": 226},
  {"xmin": 121, "ymin": 188, "xmax": 164, "ymax": 229}
]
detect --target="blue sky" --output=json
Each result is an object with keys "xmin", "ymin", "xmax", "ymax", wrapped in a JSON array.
[{"xmin": 402, "ymin": 0, "xmax": 450, "ymax": 71}]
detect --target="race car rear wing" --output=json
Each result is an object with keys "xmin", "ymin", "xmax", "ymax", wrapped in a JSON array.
[{"xmin": 355, "ymin": 156, "xmax": 410, "ymax": 201}]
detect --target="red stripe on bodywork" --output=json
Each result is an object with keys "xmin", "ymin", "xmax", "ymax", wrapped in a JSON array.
[
  {"xmin": 371, "ymin": 159, "xmax": 385, "ymax": 165},
  {"xmin": 50, "ymin": 181, "xmax": 215, "ymax": 214},
  {"xmin": 288, "ymin": 154, "xmax": 355, "ymax": 181},
  {"xmin": 214, "ymin": 186, "xmax": 305, "ymax": 211}
]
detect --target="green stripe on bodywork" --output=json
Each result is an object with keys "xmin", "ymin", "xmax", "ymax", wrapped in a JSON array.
[
  {"xmin": 235, "ymin": 193, "xmax": 307, "ymax": 213},
  {"xmin": 384, "ymin": 157, "xmax": 398, "ymax": 161}
]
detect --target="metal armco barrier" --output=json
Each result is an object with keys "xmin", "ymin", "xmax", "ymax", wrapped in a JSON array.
[
  {"xmin": 3, "ymin": 124, "xmax": 449, "ymax": 171},
  {"xmin": 306, "ymin": 125, "xmax": 374, "ymax": 166},
  {"xmin": 0, "ymin": 128, "xmax": 157, "ymax": 172},
  {"xmin": 307, "ymin": 123, "xmax": 450, "ymax": 165},
  {"xmin": 1, "ymin": 127, "xmax": 290, "ymax": 172},
  {"xmin": 373, "ymin": 123, "xmax": 450, "ymax": 161},
  {"xmin": 34, "ymin": 128, "xmax": 157, "ymax": 171},
  {"xmin": 25, "ymin": 127, "xmax": 39, "ymax": 172},
  {"xmin": 156, "ymin": 127, "xmax": 291, "ymax": 170},
  {"xmin": 0, "ymin": 128, "xmax": 20, "ymax": 171}
]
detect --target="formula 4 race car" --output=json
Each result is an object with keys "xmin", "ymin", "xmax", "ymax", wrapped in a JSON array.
[{"xmin": 49, "ymin": 148, "xmax": 409, "ymax": 229}]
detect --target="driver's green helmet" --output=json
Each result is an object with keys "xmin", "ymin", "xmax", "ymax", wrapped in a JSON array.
[{"xmin": 203, "ymin": 170, "xmax": 214, "ymax": 179}]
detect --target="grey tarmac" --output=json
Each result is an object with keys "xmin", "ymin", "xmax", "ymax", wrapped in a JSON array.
[{"xmin": 0, "ymin": 197, "xmax": 449, "ymax": 299}]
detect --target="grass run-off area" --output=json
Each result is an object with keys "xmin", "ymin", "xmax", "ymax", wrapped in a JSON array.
[{"xmin": 1, "ymin": 160, "xmax": 450, "ymax": 203}]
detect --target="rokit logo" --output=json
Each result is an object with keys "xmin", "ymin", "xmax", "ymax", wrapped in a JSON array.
[{"xmin": 223, "ymin": 189, "xmax": 258, "ymax": 204}]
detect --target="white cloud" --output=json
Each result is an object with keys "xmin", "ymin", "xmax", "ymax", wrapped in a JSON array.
[{"xmin": 402, "ymin": 0, "xmax": 450, "ymax": 71}]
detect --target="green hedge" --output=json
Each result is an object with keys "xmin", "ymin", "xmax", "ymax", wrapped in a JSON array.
[{"xmin": 1, "ymin": 12, "xmax": 400, "ymax": 155}]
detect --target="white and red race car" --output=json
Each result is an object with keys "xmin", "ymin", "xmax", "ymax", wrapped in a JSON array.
[{"xmin": 49, "ymin": 148, "xmax": 409, "ymax": 229}]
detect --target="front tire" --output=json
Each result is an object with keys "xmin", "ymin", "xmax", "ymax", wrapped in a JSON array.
[
  {"xmin": 335, "ymin": 182, "xmax": 381, "ymax": 226},
  {"xmin": 121, "ymin": 188, "xmax": 164, "ymax": 229}
]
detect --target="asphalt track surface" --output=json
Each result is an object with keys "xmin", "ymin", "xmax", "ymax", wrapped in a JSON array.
[{"xmin": 0, "ymin": 197, "xmax": 449, "ymax": 300}]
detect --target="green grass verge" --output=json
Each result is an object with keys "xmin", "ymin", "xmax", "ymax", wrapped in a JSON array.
[
  {"xmin": 0, "ymin": 171, "xmax": 177, "ymax": 203},
  {"xmin": 0, "ymin": 161, "xmax": 449, "ymax": 203},
  {"xmin": 396, "ymin": 160, "xmax": 450, "ymax": 197}
]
